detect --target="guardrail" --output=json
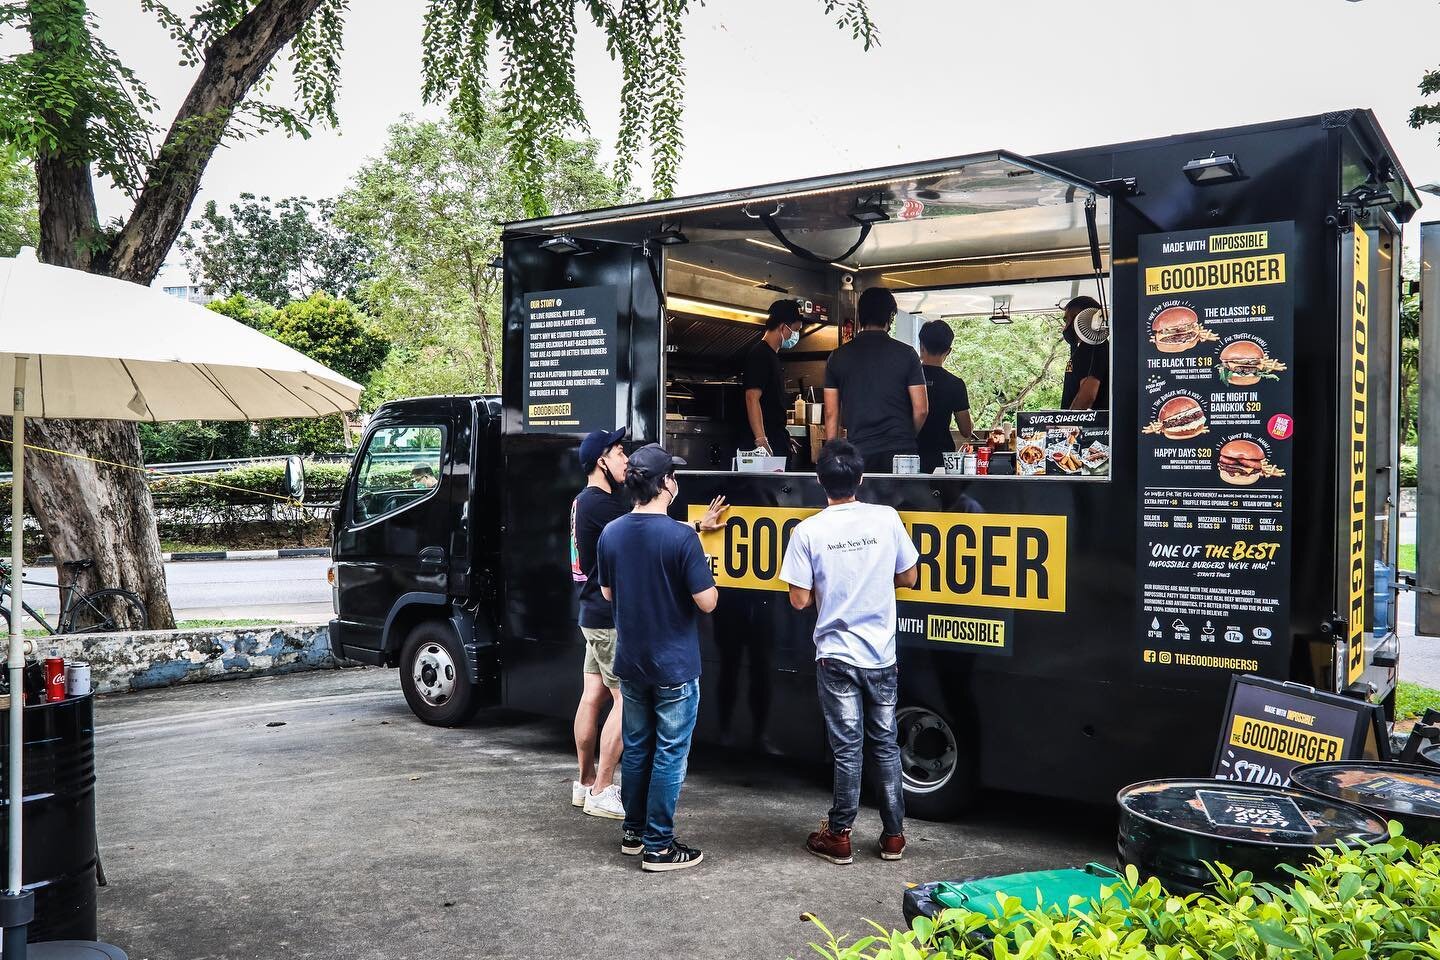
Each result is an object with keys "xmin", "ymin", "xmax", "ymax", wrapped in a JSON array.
[{"xmin": 0, "ymin": 452, "xmax": 357, "ymax": 483}]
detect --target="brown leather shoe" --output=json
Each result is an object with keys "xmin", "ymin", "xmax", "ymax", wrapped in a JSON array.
[
  {"xmin": 879, "ymin": 833, "xmax": 905, "ymax": 861},
  {"xmin": 806, "ymin": 821, "xmax": 854, "ymax": 865}
]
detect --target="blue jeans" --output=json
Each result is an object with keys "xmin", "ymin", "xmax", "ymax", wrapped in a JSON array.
[
  {"xmin": 620, "ymin": 678, "xmax": 700, "ymax": 852},
  {"xmin": 816, "ymin": 658, "xmax": 903, "ymax": 836}
]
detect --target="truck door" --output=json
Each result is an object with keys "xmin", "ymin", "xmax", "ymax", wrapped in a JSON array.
[{"xmin": 333, "ymin": 406, "xmax": 460, "ymax": 654}]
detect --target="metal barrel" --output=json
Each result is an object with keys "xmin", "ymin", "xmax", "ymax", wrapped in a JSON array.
[
  {"xmin": 0, "ymin": 694, "xmax": 98, "ymax": 942},
  {"xmin": 1290, "ymin": 761, "xmax": 1440, "ymax": 845},
  {"xmin": 1117, "ymin": 779, "xmax": 1387, "ymax": 894}
]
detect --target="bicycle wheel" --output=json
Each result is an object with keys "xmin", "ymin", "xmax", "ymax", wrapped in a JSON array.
[{"xmin": 63, "ymin": 589, "xmax": 148, "ymax": 634}]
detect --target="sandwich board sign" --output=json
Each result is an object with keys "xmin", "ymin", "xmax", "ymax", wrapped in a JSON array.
[{"xmin": 1213, "ymin": 674, "xmax": 1388, "ymax": 785}]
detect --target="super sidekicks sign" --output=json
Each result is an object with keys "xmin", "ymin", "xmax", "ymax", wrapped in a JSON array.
[
  {"xmin": 688, "ymin": 505, "xmax": 1067, "ymax": 656},
  {"xmin": 1136, "ymin": 222, "xmax": 1296, "ymax": 683}
]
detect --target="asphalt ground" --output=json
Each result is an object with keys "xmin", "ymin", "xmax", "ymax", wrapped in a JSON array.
[{"xmin": 92, "ymin": 668, "xmax": 1112, "ymax": 960}]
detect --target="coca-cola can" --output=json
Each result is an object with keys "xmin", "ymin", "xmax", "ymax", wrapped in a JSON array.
[
  {"xmin": 44, "ymin": 656, "xmax": 66, "ymax": 701},
  {"xmin": 65, "ymin": 661, "xmax": 91, "ymax": 697}
]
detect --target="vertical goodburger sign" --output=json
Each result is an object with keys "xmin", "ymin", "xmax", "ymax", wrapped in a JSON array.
[{"xmin": 1347, "ymin": 227, "xmax": 1369, "ymax": 688}]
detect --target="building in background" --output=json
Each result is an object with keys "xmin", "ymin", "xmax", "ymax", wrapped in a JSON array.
[{"xmin": 152, "ymin": 260, "xmax": 214, "ymax": 305}]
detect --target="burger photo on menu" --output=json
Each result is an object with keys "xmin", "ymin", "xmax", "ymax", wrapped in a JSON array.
[
  {"xmin": 1149, "ymin": 304, "xmax": 1219, "ymax": 353},
  {"xmin": 1218, "ymin": 339, "xmax": 1288, "ymax": 385},
  {"xmin": 1143, "ymin": 395, "xmax": 1208, "ymax": 440},
  {"xmin": 1216, "ymin": 437, "xmax": 1286, "ymax": 486}
]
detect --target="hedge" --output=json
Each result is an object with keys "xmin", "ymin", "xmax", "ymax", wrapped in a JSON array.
[{"xmin": 803, "ymin": 824, "xmax": 1440, "ymax": 960}]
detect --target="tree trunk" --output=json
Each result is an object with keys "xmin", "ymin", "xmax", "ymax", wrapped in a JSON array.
[{"xmin": 14, "ymin": 0, "xmax": 327, "ymax": 630}]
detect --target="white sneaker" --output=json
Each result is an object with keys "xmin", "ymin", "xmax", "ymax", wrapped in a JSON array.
[
  {"xmin": 571, "ymin": 780, "xmax": 588, "ymax": 808},
  {"xmin": 583, "ymin": 783, "xmax": 625, "ymax": 820}
]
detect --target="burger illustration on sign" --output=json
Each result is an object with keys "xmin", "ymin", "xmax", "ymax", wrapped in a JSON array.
[
  {"xmin": 1217, "ymin": 339, "xmax": 1287, "ymax": 385},
  {"xmin": 1217, "ymin": 438, "xmax": 1286, "ymax": 485},
  {"xmin": 1150, "ymin": 305, "xmax": 1219, "ymax": 353},
  {"xmin": 1143, "ymin": 395, "xmax": 1208, "ymax": 440}
]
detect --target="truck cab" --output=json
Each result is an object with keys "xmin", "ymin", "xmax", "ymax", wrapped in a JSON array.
[{"xmin": 328, "ymin": 395, "xmax": 503, "ymax": 724}]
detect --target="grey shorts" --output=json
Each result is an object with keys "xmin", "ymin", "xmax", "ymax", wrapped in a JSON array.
[{"xmin": 581, "ymin": 627, "xmax": 620, "ymax": 689}]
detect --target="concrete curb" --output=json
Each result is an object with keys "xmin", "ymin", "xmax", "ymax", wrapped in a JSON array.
[{"xmin": 34, "ymin": 547, "xmax": 331, "ymax": 566}]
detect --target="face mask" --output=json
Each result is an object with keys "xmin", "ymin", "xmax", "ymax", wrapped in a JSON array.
[
  {"xmin": 781, "ymin": 328, "xmax": 800, "ymax": 350},
  {"xmin": 599, "ymin": 462, "xmax": 620, "ymax": 492},
  {"xmin": 667, "ymin": 475, "xmax": 680, "ymax": 503}
]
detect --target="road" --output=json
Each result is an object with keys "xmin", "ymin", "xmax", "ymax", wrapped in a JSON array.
[
  {"xmin": 92, "ymin": 668, "xmax": 1110, "ymax": 960},
  {"xmin": 13, "ymin": 556, "xmax": 331, "ymax": 628}
]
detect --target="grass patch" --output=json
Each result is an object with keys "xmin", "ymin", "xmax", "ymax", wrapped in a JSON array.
[
  {"xmin": 1400, "ymin": 542, "xmax": 1416, "ymax": 572},
  {"xmin": 175, "ymin": 618, "xmax": 290, "ymax": 629},
  {"xmin": 1397, "ymin": 680, "xmax": 1440, "ymax": 720}
]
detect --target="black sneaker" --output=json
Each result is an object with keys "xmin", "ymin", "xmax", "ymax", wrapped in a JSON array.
[
  {"xmin": 641, "ymin": 840, "xmax": 704, "ymax": 872},
  {"xmin": 620, "ymin": 829, "xmax": 643, "ymax": 856}
]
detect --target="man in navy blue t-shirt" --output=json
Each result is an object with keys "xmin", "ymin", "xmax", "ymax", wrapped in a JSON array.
[{"xmin": 598, "ymin": 443, "xmax": 719, "ymax": 872}]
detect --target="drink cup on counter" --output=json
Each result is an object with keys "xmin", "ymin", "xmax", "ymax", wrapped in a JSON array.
[
  {"xmin": 976, "ymin": 447, "xmax": 991, "ymax": 475},
  {"xmin": 44, "ymin": 655, "xmax": 66, "ymax": 701},
  {"xmin": 942, "ymin": 451, "xmax": 965, "ymax": 475},
  {"xmin": 892, "ymin": 454, "xmax": 921, "ymax": 475},
  {"xmin": 962, "ymin": 452, "xmax": 977, "ymax": 475}
]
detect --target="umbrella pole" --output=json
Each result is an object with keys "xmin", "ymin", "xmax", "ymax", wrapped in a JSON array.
[{"xmin": 2, "ymin": 353, "xmax": 32, "ymax": 958}]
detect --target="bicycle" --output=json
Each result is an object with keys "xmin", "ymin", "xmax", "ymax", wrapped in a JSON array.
[{"xmin": 0, "ymin": 558, "xmax": 149, "ymax": 635}]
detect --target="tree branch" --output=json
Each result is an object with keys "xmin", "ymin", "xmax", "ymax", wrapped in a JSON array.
[{"xmin": 106, "ymin": 0, "xmax": 325, "ymax": 284}]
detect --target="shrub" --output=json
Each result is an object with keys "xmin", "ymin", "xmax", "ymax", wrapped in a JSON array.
[
  {"xmin": 803, "ymin": 824, "xmax": 1440, "ymax": 959},
  {"xmin": 1401, "ymin": 445, "xmax": 1418, "ymax": 488}
]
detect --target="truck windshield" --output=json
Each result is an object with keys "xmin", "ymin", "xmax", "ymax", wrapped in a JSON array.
[{"xmin": 353, "ymin": 425, "xmax": 446, "ymax": 522}]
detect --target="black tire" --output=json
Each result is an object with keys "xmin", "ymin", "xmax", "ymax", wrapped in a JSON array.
[
  {"xmin": 0, "ymin": 606, "xmax": 10, "ymax": 635},
  {"xmin": 896, "ymin": 701, "xmax": 977, "ymax": 821},
  {"xmin": 63, "ymin": 589, "xmax": 148, "ymax": 634},
  {"xmin": 399, "ymin": 620, "xmax": 478, "ymax": 726}
]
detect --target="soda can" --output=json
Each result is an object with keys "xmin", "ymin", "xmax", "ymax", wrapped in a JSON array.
[
  {"xmin": 65, "ymin": 661, "xmax": 92, "ymax": 697},
  {"xmin": 44, "ymin": 656, "xmax": 66, "ymax": 701}
]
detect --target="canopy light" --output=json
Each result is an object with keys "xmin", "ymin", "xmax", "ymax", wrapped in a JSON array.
[
  {"xmin": 649, "ymin": 226, "xmax": 688, "ymax": 246},
  {"xmin": 665, "ymin": 295, "xmax": 768, "ymax": 324},
  {"xmin": 851, "ymin": 198, "xmax": 890, "ymax": 225},
  {"xmin": 988, "ymin": 294, "xmax": 1012, "ymax": 325},
  {"xmin": 540, "ymin": 235, "xmax": 584, "ymax": 255},
  {"xmin": 1182, "ymin": 154, "xmax": 1244, "ymax": 186}
]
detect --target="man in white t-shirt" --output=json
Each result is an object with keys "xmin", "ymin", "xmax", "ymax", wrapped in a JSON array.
[{"xmin": 780, "ymin": 439, "xmax": 919, "ymax": 865}]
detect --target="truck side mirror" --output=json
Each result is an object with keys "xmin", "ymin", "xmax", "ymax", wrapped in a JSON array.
[{"xmin": 284, "ymin": 455, "xmax": 305, "ymax": 502}]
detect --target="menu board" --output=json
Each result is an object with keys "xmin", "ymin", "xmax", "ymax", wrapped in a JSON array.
[
  {"xmin": 1016, "ymin": 410, "xmax": 1110, "ymax": 477},
  {"xmin": 1213, "ymin": 674, "xmax": 1386, "ymax": 785},
  {"xmin": 1136, "ymin": 222, "xmax": 1294, "ymax": 680},
  {"xmin": 522, "ymin": 285, "xmax": 617, "ymax": 433}
]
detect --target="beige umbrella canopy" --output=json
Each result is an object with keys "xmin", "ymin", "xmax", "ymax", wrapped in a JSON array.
[{"xmin": 0, "ymin": 248, "xmax": 361, "ymax": 952}]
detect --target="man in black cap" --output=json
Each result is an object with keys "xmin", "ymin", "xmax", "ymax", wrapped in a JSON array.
[
  {"xmin": 742, "ymin": 299, "xmax": 803, "ymax": 456},
  {"xmin": 597, "ymin": 443, "xmax": 718, "ymax": 872},
  {"xmin": 569, "ymin": 427, "xmax": 630, "ymax": 819},
  {"xmin": 1060, "ymin": 295, "xmax": 1108, "ymax": 411}
]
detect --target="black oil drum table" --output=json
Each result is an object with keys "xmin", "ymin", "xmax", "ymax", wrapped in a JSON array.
[
  {"xmin": 0, "ymin": 694, "xmax": 99, "ymax": 943},
  {"xmin": 1290, "ymin": 761, "xmax": 1440, "ymax": 844}
]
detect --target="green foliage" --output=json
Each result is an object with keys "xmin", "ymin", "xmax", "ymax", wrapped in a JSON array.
[
  {"xmin": 804, "ymin": 829, "xmax": 1440, "ymax": 959},
  {"xmin": 206, "ymin": 291, "xmax": 277, "ymax": 332},
  {"xmin": 1397, "ymin": 680, "xmax": 1438, "ymax": 720},
  {"xmin": 138, "ymin": 420, "xmax": 257, "ymax": 463},
  {"xmin": 1402, "ymin": 445, "xmax": 1418, "ymax": 488},
  {"xmin": 179, "ymin": 194, "xmax": 373, "ymax": 305},
  {"xmin": 335, "ymin": 114, "xmax": 620, "ymax": 399},
  {"xmin": 420, "ymin": 0, "xmax": 877, "ymax": 210},
  {"xmin": 0, "ymin": 144, "xmax": 37, "ymax": 255},
  {"xmin": 268, "ymin": 291, "xmax": 387, "ymax": 385},
  {"xmin": 941, "ymin": 314, "xmax": 1067, "ymax": 428}
]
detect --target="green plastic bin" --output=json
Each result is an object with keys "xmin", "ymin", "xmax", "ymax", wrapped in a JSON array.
[{"xmin": 902, "ymin": 862, "xmax": 1128, "ymax": 926}]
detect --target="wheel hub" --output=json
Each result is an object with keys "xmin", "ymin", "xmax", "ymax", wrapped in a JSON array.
[
  {"xmin": 897, "ymin": 706, "xmax": 958, "ymax": 794},
  {"xmin": 412, "ymin": 642, "xmax": 456, "ymax": 707}
]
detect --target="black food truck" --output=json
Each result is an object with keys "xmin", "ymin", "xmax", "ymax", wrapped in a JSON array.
[{"xmin": 330, "ymin": 110, "xmax": 1412, "ymax": 816}]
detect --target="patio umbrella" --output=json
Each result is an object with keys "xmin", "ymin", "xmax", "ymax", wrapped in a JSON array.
[{"xmin": 0, "ymin": 248, "xmax": 362, "ymax": 956}]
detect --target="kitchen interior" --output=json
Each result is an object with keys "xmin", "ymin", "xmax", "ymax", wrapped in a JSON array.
[{"xmin": 544, "ymin": 154, "xmax": 1113, "ymax": 472}]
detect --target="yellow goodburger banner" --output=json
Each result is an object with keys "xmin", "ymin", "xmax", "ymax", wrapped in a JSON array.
[{"xmin": 688, "ymin": 505, "xmax": 1067, "ymax": 613}]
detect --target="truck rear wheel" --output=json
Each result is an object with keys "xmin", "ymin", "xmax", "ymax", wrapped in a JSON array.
[
  {"xmin": 897, "ymin": 703, "xmax": 976, "ymax": 820},
  {"xmin": 399, "ymin": 621, "xmax": 479, "ymax": 726}
]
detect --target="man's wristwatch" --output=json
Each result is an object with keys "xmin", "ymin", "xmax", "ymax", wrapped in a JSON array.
[{"xmin": 692, "ymin": 520, "xmax": 703, "ymax": 533}]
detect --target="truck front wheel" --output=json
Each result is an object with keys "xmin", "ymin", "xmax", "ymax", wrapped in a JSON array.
[
  {"xmin": 896, "ymin": 703, "xmax": 976, "ymax": 820},
  {"xmin": 400, "ymin": 621, "xmax": 479, "ymax": 726}
]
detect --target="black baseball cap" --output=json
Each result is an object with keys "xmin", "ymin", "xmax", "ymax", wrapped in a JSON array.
[
  {"xmin": 627, "ymin": 443, "xmax": 686, "ymax": 479},
  {"xmin": 579, "ymin": 427, "xmax": 627, "ymax": 470}
]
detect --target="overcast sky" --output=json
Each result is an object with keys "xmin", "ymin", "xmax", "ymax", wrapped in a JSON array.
[{"xmin": 83, "ymin": 0, "xmax": 1440, "ymax": 241}]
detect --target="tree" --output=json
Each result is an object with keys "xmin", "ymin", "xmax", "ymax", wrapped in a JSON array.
[
  {"xmin": 0, "ymin": 0, "xmax": 876, "ymax": 627},
  {"xmin": 179, "ymin": 193, "xmax": 371, "ymax": 305},
  {"xmin": 941, "ymin": 314, "xmax": 1068, "ymax": 429},
  {"xmin": 0, "ymin": 145, "xmax": 37, "ymax": 255},
  {"xmin": 337, "ymin": 114, "xmax": 619, "ymax": 397}
]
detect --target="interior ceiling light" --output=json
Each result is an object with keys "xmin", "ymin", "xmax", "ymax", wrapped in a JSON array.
[
  {"xmin": 851, "ymin": 197, "xmax": 890, "ymax": 225},
  {"xmin": 649, "ymin": 226, "xmax": 688, "ymax": 245},
  {"xmin": 744, "ymin": 238, "xmax": 858, "ymax": 272},
  {"xmin": 665, "ymin": 295, "xmax": 768, "ymax": 324},
  {"xmin": 540, "ymin": 235, "xmax": 584, "ymax": 254},
  {"xmin": 1182, "ymin": 154, "xmax": 1244, "ymax": 186}
]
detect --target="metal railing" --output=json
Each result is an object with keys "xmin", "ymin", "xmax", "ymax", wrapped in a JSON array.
[{"xmin": 0, "ymin": 452, "xmax": 356, "ymax": 483}]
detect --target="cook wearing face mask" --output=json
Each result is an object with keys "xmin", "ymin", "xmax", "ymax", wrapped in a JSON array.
[{"xmin": 742, "ymin": 299, "xmax": 804, "ymax": 459}]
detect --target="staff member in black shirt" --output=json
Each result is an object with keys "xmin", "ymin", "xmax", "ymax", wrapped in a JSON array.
[
  {"xmin": 1060, "ymin": 295, "xmax": 1109, "ymax": 410},
  {"xmin": 824, "ymin": 286, "xmax": 928, "ymax": 473},
  {"xmin": 915, "ymin": 319, "xmax": 974, "ymax": 474},
  {"xmin": 742, "ymin": 299, "xmax": 802, "ymax": 456}
]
